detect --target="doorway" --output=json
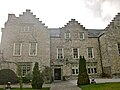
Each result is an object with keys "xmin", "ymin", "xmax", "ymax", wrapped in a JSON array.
[{"xmin": 54, "ymin": 68, "xmax": 61, "ymax": 80}]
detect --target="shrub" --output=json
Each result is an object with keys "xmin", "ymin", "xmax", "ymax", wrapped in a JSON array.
[
  {"xmin": 77, "ymin": 56, "xmax": 90, "ymax": 86},
  {"xmin": 31, "ymin": 62, "xmax": 44, "ymax": 89}
]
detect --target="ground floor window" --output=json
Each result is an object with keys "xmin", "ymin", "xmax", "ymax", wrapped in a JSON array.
[
  {"xmin": 19, "ymin": 62, "xmax": 32, "ymax": 76},
  {"xmin": 86, "ymin": 62, "xmax": 97, "ymax": 74},
  {"xmin": 72, "ymin": 64, "xmax": 79, "ymax": 75}
]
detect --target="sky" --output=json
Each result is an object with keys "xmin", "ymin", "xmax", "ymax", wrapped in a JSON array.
[{"xmin": 0, "ymin": 0, "xmax": 120, "ymax": 40}]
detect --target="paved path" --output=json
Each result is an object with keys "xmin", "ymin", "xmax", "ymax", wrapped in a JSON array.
[{"xmin": 50, "ymin": 80, "xmax": 81, "ymax": 90}]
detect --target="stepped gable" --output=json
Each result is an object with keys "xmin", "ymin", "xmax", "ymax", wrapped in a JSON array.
[
  {"xmin": 59, "ymin": 19, "xmax": 86, "ymax": 30},
  {"xmin": 18, "ymin": 9, "xmax": 48, "ymax": 28},
  {"xmin": 105, "ymin": 13, "xmax": 120, "ymax": 30}
]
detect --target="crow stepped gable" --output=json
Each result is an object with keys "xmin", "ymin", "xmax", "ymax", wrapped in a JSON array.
[{"xmin": 0, "ymin": 9, "xmax": 120, "ymax": 80}]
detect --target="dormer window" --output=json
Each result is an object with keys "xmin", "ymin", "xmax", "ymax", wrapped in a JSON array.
[
  {"xmin": 65, "ymin": 32, "xmax": 70, "ymax": 39},
  {"xmin": 80, "ymin": 32, "xmax": 85, "ymax": 39}
]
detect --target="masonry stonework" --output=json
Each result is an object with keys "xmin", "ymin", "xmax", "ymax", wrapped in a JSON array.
[{"xmin": 0, "ymin": 10, "xmax": 120, "ymax": 80}]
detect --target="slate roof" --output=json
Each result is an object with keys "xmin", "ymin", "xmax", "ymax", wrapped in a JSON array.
[
  {"xmin": 49, "ymin": 28, "xmax": 104, "ymax": 38},
  {"xmin": 87, "ymin": 29, "xmax": 104, "ymax": 37}
]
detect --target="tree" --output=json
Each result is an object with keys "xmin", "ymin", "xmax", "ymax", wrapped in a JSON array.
[
  {"xmin": 77, "ymin": 56, "xmax": 90, "ymax": 86},
  {"xmin": 31, "ymin": 62, "xmax": 44, "ymax": 89}
]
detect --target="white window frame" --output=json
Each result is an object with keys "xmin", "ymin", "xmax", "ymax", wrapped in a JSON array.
[
  {"xmin": 65, "ymin": 32, "xmax": 70, "ymax": 39},
  {"xmin": 80, "ymin": 32, "xmax": 85, "ymax": 39},
  {"xmin": 72, "ymin": 64, "xmax": 79, "ymax": 75},
  {"xmin": 13, "ymin": 43, "xmax": 22, "ymax": 56},
  {"xmin": 57, "ymin": 48, "xmax": 64, "ymax": 59},
  {"xmin": 72, "ymin": 48, "xmax": 79, "ymax": 59},
  {"xmin": 19, "ymin": 62, "xmax": 32, "ymax": 76},
  {"xmin": 87, "ymin": 63, "xmax": 97, "ymax": 75},
  {"xmin": 29, "ymin": 43, "xmax": 37, "ymax": 56},
  {"xmin": 87, "ymin": 47, "xmax": 94, "ymax": 58}
]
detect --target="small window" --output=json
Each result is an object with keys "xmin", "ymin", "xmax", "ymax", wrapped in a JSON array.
[
  {"xmin": 29, "ymin": 43, "xmax": 37, "ymax": 56},
  {"xmin": 72, "ymin": 48, "xmax": 79, "ymax": 59},
  {"xmin": 13, "ymin": 43, "xmax": 22, "ymax": 56},
  {"xmin": 72, "ymin": 69, "xmax": 75, "ymax": 74},
  {"xmin": 80, "ymin": 32, "xmax": 85, "ymax": 39},
  {"xmin": 65, "ymin": 33, "xmax": 70, "ymax": 39},
  {"xmin": 88, "ymin": 68, "xmax": 91, "ymax": 74},
  {"xmin": 87, "ymin": 47, "xmax": 94, "ymax": 58},
  {"xmin": 57, "ymin": 48, "xmax": 64, "ymax": 59},
  {"xmin": 117, "ymin": 43, "xmax": 120, "ymax": 54}
]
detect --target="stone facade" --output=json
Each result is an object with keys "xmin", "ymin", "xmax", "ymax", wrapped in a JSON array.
[
  {"xmin": 0, "ymin": 10, "xmax": 120, "ymax": 80},
  {"xmin": 0, "ymin": 10, "xmax": 50, "ymax": 76}
]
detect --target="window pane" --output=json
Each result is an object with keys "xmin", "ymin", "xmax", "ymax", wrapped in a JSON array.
[
  {"xmin": 30, "ymin": 43, "xmax": 37, "ymax": 56},
  {"xmin": 72, "ymin": 69, "xmax": 75, "ymax": 74},
  {"xmin": 65, "ymin": 33, "xmax": 70, "ymax": 39},
  {"xmin": 118, "ymin": 43, "xmax": 120, "ymax": 54},
  {"xmin": 73, "ymin": 48, "xmax": 78, "ymax": 58},
  {"xmin": 88, "ymin": 68, "xmax": 90, "ymax": 74},
  {"xmin": 88, "ymin": 47, "xmax": 93, "ymax": 58},
  {"xmin": 14, "ymin": 43, "xmax": 21, "ymax": 56},
  {"xmin": 57, "ymin": 48, "xmax": 63, "ymax": 59},
  {"xmin": 80, "ymin": 32, "xmax": 84, "ymax": 39}
]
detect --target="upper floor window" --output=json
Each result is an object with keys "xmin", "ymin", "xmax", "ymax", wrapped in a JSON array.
[
  {"xmin": 29, "ymin": 43, "xmax": 37, "ymax": 56},
  {"xmin": 72, "ymin": 48, "xmax": 79, "ymax": 59},
  {"xmin": 13, "ymin": 43, "xmax": 22, "ymax": 56},
  {"xmin": 80, "ymin": 32, "xmax": 85, "ymax": 39},
  {"xmin": 87, "ymin": 47, "xmax": 94, "ymax": 58},
  {"xmin": 117, "ymin": 43, "xmax": 120, "ymax": 54},
  {"xmin": 65, "ymin": 32, "xmax": 70, "ymax": 39},
  {"xmin": 57, "ymin": 48, "xmax": 64, "ymax": 59}
]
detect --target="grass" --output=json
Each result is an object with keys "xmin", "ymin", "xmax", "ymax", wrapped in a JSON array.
[
  {"xmin": 80, "ymin": 82, "xmax": 120, "ymax": 90},
  {"xmin": 0, "ymin": 87, "xmax": 50, "ymax": 90}
]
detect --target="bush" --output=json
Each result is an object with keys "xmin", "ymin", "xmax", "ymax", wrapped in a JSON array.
[
  {"xmin": 77, "ymin": 56, "xmax": 90, "ymax": 86},
  {"xmin": 31, "ymin": 62, "xmax": 44, "ymax": 89},
  {"xmin": 0, "ymin": 69, "xmax": 18, "ymax": 85},
  {"xmin": 42, "ymin": 66, "xmax": 53, "ymax": 83}
]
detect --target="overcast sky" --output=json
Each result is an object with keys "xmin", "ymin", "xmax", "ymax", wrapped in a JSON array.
[{"xmin": 0, "ymin": 0, "xmax": 120, "ymax": 40}]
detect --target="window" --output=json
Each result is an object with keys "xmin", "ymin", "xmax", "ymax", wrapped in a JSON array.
[
  {"xmin": 72, "ymin": 64, "xmax": 79, "ymax": 75},
  {"xmin": 80, "ymin": 32, "xmax": 84, "ymax": 39},
  {"xmin": 72, "ymin": 48, "xmax": 79, "ymax": 59},
  {"xmin": 117, "ymin": 43, "xmax": 120, "ymax": 54},
  {"xmin": 19, "ymin": 62, "xmax": 31, "ymax": 76},
  {"xmin": 65, "ymin": 32, "xmax": 70, "ymax": 39},
  {"xmin": 87, "ymin": 63, "xmax": 97, "ymax": 74},
  {"xmin": 13, "ymin": 43, "xmax": 22, "ymax": 56},
  {"xmin": 29, "ymin": 43, "xmax": 37, "ymax": 56},
  {"xmin": 57, "ymin": 48, "xmax": 64, "ymax": 59},
  {"xmin": 87, "ymin": 47, "xmax": 94, "ymax": 58}
]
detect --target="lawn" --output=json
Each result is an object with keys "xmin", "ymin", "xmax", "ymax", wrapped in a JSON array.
[
  {"xmin": 81, "ymin": 82, "xmax": 120, "ymax": 90},
  {"xmin": 0, "ymin": 87, "xmax": 50, "ymax": 90}
]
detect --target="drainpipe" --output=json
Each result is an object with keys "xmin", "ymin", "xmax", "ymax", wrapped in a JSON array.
[{"xmin": 98, "ymin": 35, "xmax": 104, "ymax": 77}]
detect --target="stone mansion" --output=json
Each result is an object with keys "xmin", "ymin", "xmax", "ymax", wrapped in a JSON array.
[{"xmin": 0, "ymin": 9, "xmax": 120, "ymax": 80}]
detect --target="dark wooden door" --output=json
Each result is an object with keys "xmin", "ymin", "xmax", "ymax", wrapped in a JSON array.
[{"xmin": 54, "ymin": 68, "xmax": 61, "ymax": 80}]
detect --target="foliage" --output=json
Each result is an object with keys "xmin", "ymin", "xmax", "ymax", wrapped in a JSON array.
[
  {"xmin": 0, "ymin": 69, "xmax": 18, "ymax": 85},
  {"xmin": 81, "ymin": 82, "xmax": 120, "ymax": 90},
  {"xmin": 77, "ymin": 56, "xmax": 90, "ymax": 86},
  {"xmin": 31, "ymin": 62, "xmax": 44, "ymax": 89},
  {"xmin": 42, "ymin": 66, "xmax": 53, "ymax": 83},
  {"xmin": 23, "ymin": 72, "xmax": 32, "ymax": 83}
]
